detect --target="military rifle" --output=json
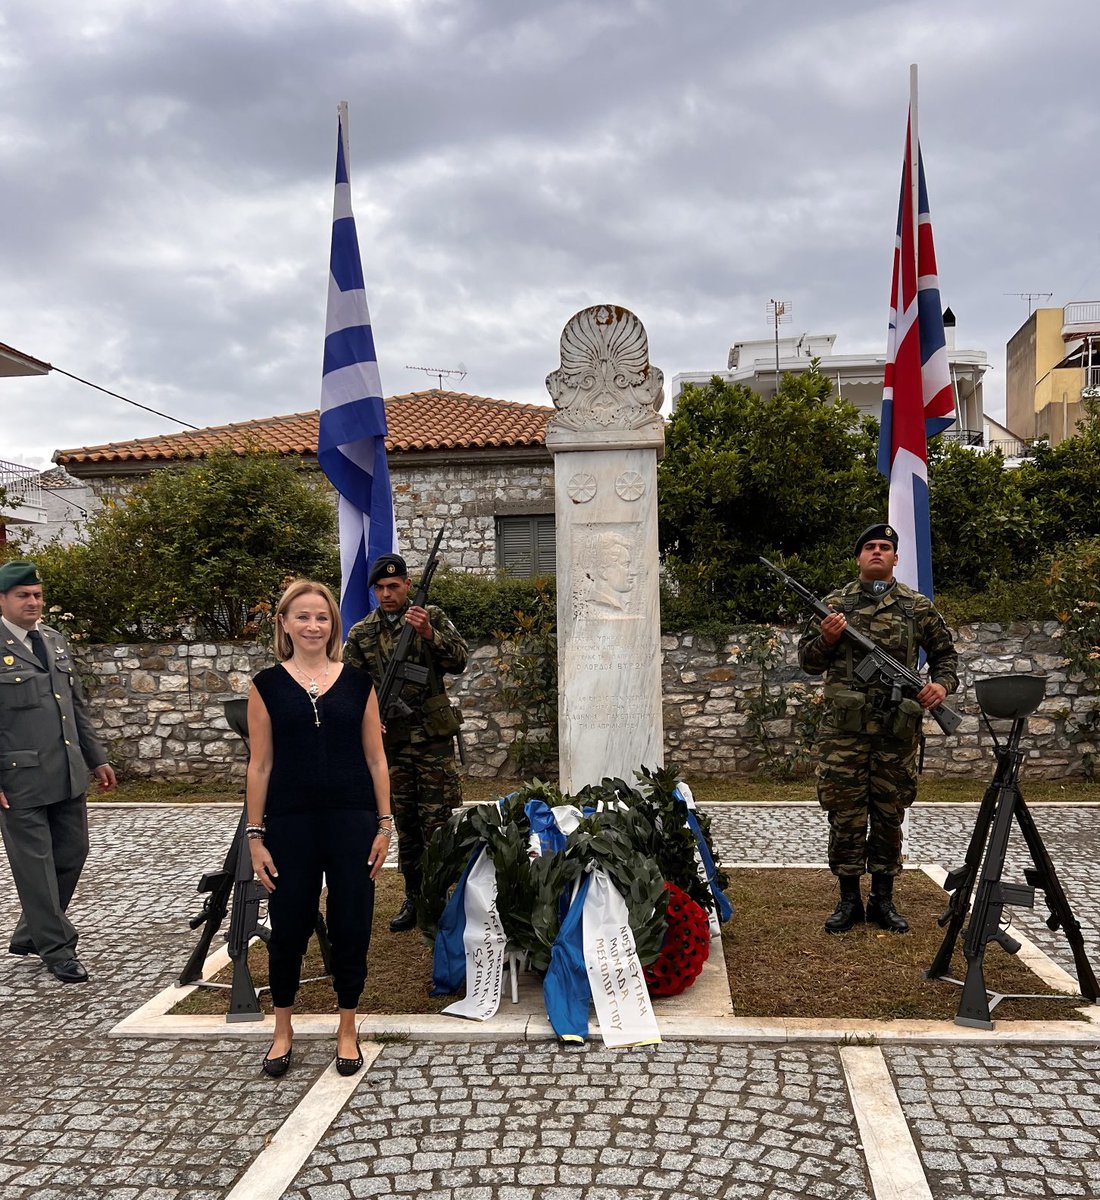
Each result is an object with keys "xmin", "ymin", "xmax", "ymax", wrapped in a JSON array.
[
  {"xmin": 375, "ymin": 525, "xmax": 446, "ymax": 723},
  {"xmin": 760, "ymin": 556, "xmax": 962, "ymax": 736}
]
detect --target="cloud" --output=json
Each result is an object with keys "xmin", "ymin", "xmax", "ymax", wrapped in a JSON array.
[{"xmin": 1, "ymin": 0, "xmax": 1098, "ymax": 463}]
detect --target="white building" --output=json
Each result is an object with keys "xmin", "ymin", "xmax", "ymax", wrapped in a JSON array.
[
  {"xmin": 1, "ymin": 341, "xmax": 51, "ymax": 540},
  {"xmin": 670, "ymin": 311, "xmax": 1013, "ymax": 452}
]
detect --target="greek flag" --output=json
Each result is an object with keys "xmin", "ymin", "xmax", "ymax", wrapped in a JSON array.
[{"xmin": 318, "ymin": 102, "xmax": 397, "ymax": 632}]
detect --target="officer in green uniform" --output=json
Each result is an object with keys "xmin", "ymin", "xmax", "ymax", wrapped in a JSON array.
[
  {"xmin": 0, "ymin": 560, "xmax": 116, "ymax": 982},
  {"xmin": 343, "ymin": 554, "xmax": 468, "ymax": 932},
  {"xmin": 797, "ymin": 524, "xmax": 958, "ymax": 934}
]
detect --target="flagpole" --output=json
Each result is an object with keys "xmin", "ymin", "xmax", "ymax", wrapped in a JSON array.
[
  {"xmin": 337, "ymin": 100, "xmax": 350, "ymax": 178},
  {"xmin": 909, "ymin": 64, "xmax": 919, "ymax": 270},
  {"xmin": 903, "ymin": 62, "xmax": 919, "ymax": 868}
]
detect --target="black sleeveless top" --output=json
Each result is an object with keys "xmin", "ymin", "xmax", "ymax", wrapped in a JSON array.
[{"xmin": 253, "ymin": 664, "xmax": 377, "ymax": 816}]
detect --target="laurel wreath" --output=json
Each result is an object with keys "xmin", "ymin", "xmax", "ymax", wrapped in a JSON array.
[{"xmin": 417, "ymin": 768, "xmax": 726, "ymax": 975}]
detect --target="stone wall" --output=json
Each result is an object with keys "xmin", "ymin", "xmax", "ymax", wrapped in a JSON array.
[{"xmin": 75, "ymin": 622, "xmax": 1098, "ymax": 782}]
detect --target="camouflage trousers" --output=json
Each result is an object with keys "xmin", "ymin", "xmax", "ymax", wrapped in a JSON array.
[
  {"xmin": 815, "ymin": 729, "xmax": 919, "ymax": 877},
  {"xmin": 386, "ymin": 736, "xmax": 462, "ymax": 895}
]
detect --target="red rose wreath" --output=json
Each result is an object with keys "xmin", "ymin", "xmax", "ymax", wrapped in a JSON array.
[{"xmin": 643, "ymin": 881, "xmax": 711, "ymax": 997}]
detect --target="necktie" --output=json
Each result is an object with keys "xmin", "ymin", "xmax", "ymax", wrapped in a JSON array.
[{"xmin": 27, "ymin": 629, "xmax": 49, "ymax": 671}]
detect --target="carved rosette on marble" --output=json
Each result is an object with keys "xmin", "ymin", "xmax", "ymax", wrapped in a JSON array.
[
  {"xmin": 545, "ymin": 305, "xmax": 665, "ymax": 451},
  {"xmin": 545, "ymin": 305, "xmax": 666, "ymax": 793}
]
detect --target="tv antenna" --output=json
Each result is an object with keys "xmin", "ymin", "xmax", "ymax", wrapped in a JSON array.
[
  {"xmin": 1004, "ymin": 292, "xmax": 1052, "ymax": 316},
  {"xmin": 766, "ymin": 300, "xmax": 791, "ymax": 394},
  {"xmin": 405, "ymin": 363, "xmax": 467, "ymax": 390}
]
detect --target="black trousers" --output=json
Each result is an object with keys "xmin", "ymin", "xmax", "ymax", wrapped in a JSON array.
[{"xmin": 264, "ymin": 809, "xmax": 378, "ymax": 1010}]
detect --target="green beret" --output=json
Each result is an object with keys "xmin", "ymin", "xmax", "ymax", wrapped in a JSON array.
[
  {"xmin": 368, "ymin": 554, "xmax": 408, "ymax": 587},
  {"xmin": 0, "ymin": 560, "xmax": 42, "ymax": 592},
  {"xmin": 854, "ymin": 524, "xmax": 899, "ymax": 555}
]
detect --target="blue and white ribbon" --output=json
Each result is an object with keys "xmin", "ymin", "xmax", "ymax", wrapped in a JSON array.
[{"xmin": 675, "ymin": 781, "xmax": 733, "ymax": 930}]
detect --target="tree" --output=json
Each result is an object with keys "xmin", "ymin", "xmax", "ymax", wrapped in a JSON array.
[
  {"xmin": 658, "ymin": 368, "xmax": 885, "ymax": 623},
  {"xmin": 1017, "ymin": 423, "xmax": 1100, "ymax": 548},
  {"xmin": 926, "ymin": 437, "xmax": 1040, "ymax": 591},
  {"xmin": 31, "ymin": 451, "xmax": 339, "ymax": 641}
]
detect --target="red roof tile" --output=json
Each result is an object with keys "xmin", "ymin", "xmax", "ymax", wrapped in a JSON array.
[{"xmin": 54, "ymin": 390, "xmax": 551, "ymax": 467}]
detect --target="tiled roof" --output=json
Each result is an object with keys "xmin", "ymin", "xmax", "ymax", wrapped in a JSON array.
[
  {"xmin": 37, "ymin": 467, "xmax": 87, "ymax": 490},
  {"xmin": 54, "ymin": 390, "xmax": 551, "ymax": 467},
  {"xmin": 0, "ymin": 340, "xmax": 50, "ymax": 377}
]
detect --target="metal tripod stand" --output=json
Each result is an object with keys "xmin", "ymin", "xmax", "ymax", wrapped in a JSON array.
[{"xmin": 926, "ymin": 674, "xmax": 1099, "ymax": 1028}]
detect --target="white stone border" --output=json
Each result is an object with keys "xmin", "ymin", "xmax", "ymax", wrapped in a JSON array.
[
  {"xmin": 842, "ymin": 1045, "xmax": 934, "ymax": 1200},
  {"xmin": 111, "ymin": 862, "xmax": 1100, "ymax": 1044},
  {"xmin": 223, "ymin": 1044, "xmax": 383, "ymax": 1200}
]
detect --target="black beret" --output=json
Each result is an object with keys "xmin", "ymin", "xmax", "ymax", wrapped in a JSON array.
[
  {"xmin": 0, "ymin": 560, "xmax": 42, "ymax": 592},
  {"xmin": 854, "ymin": 524, "xmax": 899, "ymax": 555},
  {"xmin": 368, "ymin": 554, "xmax": 408, "ymax": 586}
]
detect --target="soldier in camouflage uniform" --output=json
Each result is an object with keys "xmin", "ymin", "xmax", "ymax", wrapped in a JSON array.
[
  {"xmin": 797, "ymin": 524, "xmax": 958, "ymax": 935},
  {"xmin": 343, "ymin": 554, "xmax": 468, "ymax": 932}
]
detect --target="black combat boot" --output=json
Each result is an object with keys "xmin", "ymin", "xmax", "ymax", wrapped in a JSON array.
[
  {"xmin": 866, "ymin": 873, "xmax": 910, "ymax": 933},
  {"xmin": 824, "ymin": 875, "xmax": 865, "ymax": 934},
  {"xmin": 389, "ymin": 896, "xmax": 418, "ymax": 933}
]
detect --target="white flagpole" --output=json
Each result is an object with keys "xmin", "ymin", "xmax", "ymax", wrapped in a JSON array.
[
  {"xmin": 901, "ymin": 63, "xmax": 919, "ymax": 867},
  {"xmin": 337, "ymin": 100, "xmax": 350, "ymax": 174},
  {"xmin": 909, "ymin": 64, "xmax": 919, "ymax": 265}
]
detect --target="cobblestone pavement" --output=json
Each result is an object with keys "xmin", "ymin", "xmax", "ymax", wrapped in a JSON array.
[
  {"xmin": 888, "ymin": 1044, "xmax": 1100, "ymax": 1199},
  {"xmin": 0, "ymin": 801, "xmax": 1097, "ymax": 1199},
  {"xmin": 281, "ymin": 1043, "xmax": 870, "ymax": 1200}
]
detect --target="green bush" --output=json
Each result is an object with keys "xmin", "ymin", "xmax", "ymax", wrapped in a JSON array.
[
  {"xmin": 934, "ymin": 575, "xmax": 1053, "ymax": 627},
  {"xmin": 1049, "ymin": 537, "xmax": 1100, "ymax": 681},
  {"xmin": 429, "ymin": 568, "xmax": 556, "ymax": 641},
  {"xmin": 25, "ymin": 451, "xmax": 338, "ymax": 641}
]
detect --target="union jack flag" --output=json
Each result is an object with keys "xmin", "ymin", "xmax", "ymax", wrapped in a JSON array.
[
  {"xmin": 877, "ymin": 109, "xmax": 954, "ymax": 599},
  {"xmin": 318, "ymin": 104, "xmax": 397, "ymax": 632}
]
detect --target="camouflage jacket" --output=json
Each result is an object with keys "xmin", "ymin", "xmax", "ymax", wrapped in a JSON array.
[
  {"xmin": 796, "ymin": 578, "xmax": 959, "ymax": 701},
  {"xmin": 343, "ymin": 603, "xmax": 468, "ymax": 742}
]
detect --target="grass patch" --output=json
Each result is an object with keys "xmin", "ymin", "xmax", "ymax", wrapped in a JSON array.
[
  {"xmin": 95, "ymin": 778, "xmax": 243, "ymax": 804},
  {"xmin": 106, "ymin": 775, "xmax": 1100, "ymax": 806},
  {"xmin": 173, "ymin": 866, "xmax": 1085, "ymax": 1024},
  {"xmin": 722, "ymin": 868, "xmax": 1086, "ymax": 1021},
  {"xmin": 173, "ymin": 870, "xmax": 451, "ymax": 1017}
]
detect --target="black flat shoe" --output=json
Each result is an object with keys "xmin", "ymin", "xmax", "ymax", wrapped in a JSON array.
[
  {"xmin": 262, "ymin": 1044, "xmax": 293, "ymax": 1078},
  {"xmin": 47, "ymin": 957, "xmax": 88, "ymax": 983},
  {"xmin": 335, "ymin": 1042, "xmax": 363, "ymax": 1077}
]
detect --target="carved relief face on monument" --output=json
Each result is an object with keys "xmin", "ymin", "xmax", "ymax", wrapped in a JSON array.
[{"xmin": 573, "ymin": 526, "xmax": 642, "ymax": 618}]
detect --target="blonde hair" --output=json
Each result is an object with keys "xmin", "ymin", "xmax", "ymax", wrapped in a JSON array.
[{"xmin": 273, "ymin": 580, "xmax": 342, "ymax": 661}]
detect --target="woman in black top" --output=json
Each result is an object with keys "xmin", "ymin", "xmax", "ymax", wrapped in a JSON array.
[{"xmin": 246, "ymin": 579, "xmax": 392, "ymax": 1078}]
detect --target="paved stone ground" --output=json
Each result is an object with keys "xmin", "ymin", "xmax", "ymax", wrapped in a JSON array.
[
  {"xmin": 0, "ymin": 800, "xmax": 1097, "ymax": 1199},
  {"xmin": 281, "ymin": 1043, "xmax": 870, "ymax": 1200}
]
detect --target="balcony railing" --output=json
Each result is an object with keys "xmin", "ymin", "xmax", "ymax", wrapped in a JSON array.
[
  {"xmin": 1084, "ymin": 365, "xmax": 1100, "ymax": 396},
  {"xmin": 940, "ymin": 428, "xmax": 984, "ymax": 447},
  {"xmin": 0, "ymin": 459, "xmax": 44, "ymax": 523},
  {"xmin": 1063, "ymin": 301, "xmax": 1100, "ymax": 334},
  {"xmin": 988, "ymin": 438, "xmax": 1037, "ymax": 459}
]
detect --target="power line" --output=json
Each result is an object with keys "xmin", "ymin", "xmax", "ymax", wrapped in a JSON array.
[{"xmin": 49, "ymin": 364, "xmax": 200, "ymax": 431}]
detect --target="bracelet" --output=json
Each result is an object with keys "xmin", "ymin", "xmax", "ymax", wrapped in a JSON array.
[
  {"xmin": 246, "ymin": 830, "xmax": 265, "ymax": 842},
  {"xmin": 378, "ymin": 826, "xmax": 393, "ymax": 840}
]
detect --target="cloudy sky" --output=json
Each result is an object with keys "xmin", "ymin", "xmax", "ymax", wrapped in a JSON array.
[{"xmin": 3, "ymin": 0, "xmax": 1098, "ymax": 468}]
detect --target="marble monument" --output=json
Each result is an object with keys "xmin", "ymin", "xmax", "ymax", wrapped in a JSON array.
[{"xmin": 545, "ymin": 304, "xmax": 665, "ymax": 793}]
